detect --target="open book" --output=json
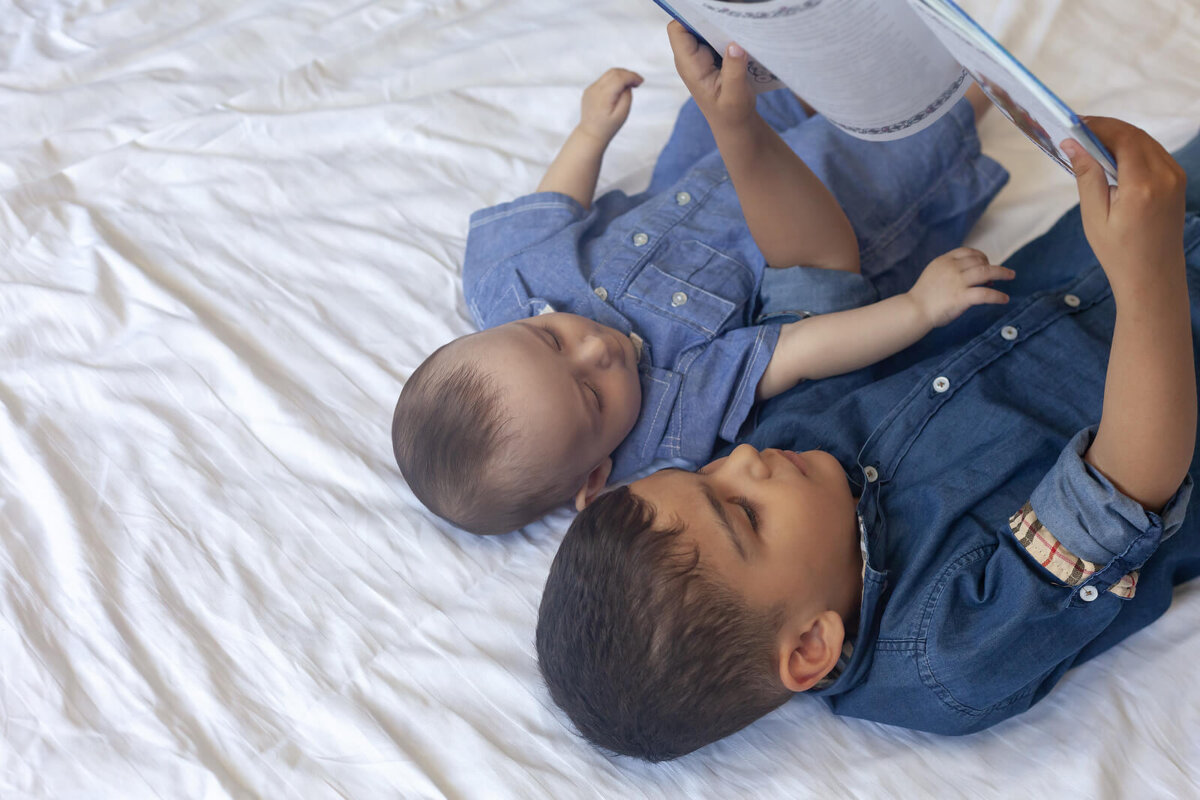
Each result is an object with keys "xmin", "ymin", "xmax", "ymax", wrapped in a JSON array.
[{"xmin": 651, "ymin": 0, "xmax": 1118, "ymax": 182}]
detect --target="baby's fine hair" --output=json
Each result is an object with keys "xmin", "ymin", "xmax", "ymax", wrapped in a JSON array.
[
  {"xmin": 392, "ymin": 338, "xmax": 563, "ymax": 535},
  {"xmin": 535, "ymin": 485, "xmax": 791, "ymax": 761}
]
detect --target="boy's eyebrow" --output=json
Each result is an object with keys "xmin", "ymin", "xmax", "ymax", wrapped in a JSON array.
[{"xmin": 702, "ymin": 484, "xmax": 747, "ymax": 561}]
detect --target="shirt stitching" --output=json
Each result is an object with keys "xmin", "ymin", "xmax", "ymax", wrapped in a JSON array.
[
  {"xmin": 721, "ymin": 326, "xmax": 772, "ymax": 440},
  {"xmin": 469, "ymin": 201, "xmax": 582, "ymax": 228},
  {"xmin": 640, "ymin": 372, "xmax": 677, "ymax": 461}
]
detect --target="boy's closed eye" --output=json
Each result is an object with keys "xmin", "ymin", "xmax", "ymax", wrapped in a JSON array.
[
  {"xmin": 700, "ymin": 483, "xmax": 754, "ymax": 560},
  {"xmin": 734, "ymin": 496, "xmax": 760, "ymax": 535}
]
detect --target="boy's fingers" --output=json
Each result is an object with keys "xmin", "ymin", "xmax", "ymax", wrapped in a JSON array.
[
  {"xmin": 1062, "ymin": 137, "xmax": 1111, "ymax": 220},
  {"xmin": 718, "ymin": 42, "xmax": 750, "ymax": 104},
  {"xmin": 1079, "ymin": 116, "xmax": 1181, "ymax": 191},
  {"xmin": 667, "ymin": 19, "xmax": 700, "ymax": 64},
  {"xmin": 1084, "ymin": 117, "xmax": 1159, "ymax": 172},
  {"xmin": 668, "ymin": 21, "xmax": 717, "ymax": 87}
]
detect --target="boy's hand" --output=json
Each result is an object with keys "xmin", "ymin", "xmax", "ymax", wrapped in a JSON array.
[
  {"xmin": 908, "ymin": 248, "xmax": 1014, "ymax": 328},
  {"xmin": 578, "ymin": 68, "xmax": 644, "ymax": 145},
  {"xmin": 1063, "ymin": 118, "xmax": 1187, "ymax": 295},
  {"xmin": 667, "ymin": 20, "xmax": 755, "ymax": 132}
]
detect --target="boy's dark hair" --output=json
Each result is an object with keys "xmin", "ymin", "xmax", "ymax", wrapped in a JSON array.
[
  {"xmin": 392, "ymin": 338, "xmax": 569, "ymax": 535},
  {"xmin": 536, "ymin": 485, "xmax": 791, "ymax": 762}
]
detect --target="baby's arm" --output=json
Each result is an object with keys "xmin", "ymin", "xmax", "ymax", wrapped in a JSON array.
[
  {"xmin": 1064, "ymin": 119, "xmax": 1194, "ymax": 511},
  {"xmin": 536, "ymin": 68, "xmax": 643, "ymax": 210},
  {"xmin": 757, "ymin": 249, "xmax": 1013, "ymax": 400},
  {"xmin": 667, "ymin": 22, "xmax": 858, "ymax": 273}
]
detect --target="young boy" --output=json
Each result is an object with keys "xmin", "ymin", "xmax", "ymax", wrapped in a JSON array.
[
  {"xmin": 536, "ymin": 120, "xmax": 1200, "ymax": 760},
  {"xmin": 392, "ymin": 23, "xmax": 1009, "ymax": 535}
]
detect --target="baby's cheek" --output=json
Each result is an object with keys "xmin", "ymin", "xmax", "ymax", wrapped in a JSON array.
[{"xmin": 625, "ymin": 379, "xmax": 644, "ymax": 424}]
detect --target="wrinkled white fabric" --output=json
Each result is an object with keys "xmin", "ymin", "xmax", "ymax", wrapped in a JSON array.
[{"xmin": 1, "ymin": 0, "xmax": 1199, "ymax": 797}]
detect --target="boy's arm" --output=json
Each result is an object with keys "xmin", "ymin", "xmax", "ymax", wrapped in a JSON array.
[
  {"xmin": 667, "ymin": 22, "xmax": 858, "ymax": 273},
  {"xmin": 1064, "ymin": 119, "xmax": 1194, "ymax": 512},
  {"xmin": 536, "ymin": 68, "xmax": 643, "ymax": 210},
  {"xmin": 757, "ymin": 249, "xmax": 1013, "ymax": 400}
]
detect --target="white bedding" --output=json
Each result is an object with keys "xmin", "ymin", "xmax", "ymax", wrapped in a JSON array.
[{"xmin": 2, "ymin": 0, "xmax": 1199, "ymax": 797}]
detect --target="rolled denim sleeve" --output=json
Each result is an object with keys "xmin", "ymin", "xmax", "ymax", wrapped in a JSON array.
[
  {"xmin": 756, "ymin": 264, "xmax": 879, "ymax": 323},
  {"xmin": 461, "ymin": 192, "xmax": 585, "ymax": 326},
  {"xmin": 1029, "ymin": 427, "xmax": 1192, "ymax": 570},
  {"xmin": 665, "ymin": 324, "xmax": 780, "ymax": 464}
]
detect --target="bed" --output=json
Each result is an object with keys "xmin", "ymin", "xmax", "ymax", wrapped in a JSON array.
[{"xmin": 2, "ymin": 0, "xmax": 1199, "ymax": 796}]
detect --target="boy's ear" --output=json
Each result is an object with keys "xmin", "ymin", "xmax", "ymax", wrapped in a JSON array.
[
  {"xmin": 777, "ymin": 610, "xmax": 846, "ymax": 693},
  {"xmin": 574, "ymin": 457, "xmax": 614, "ymax": 511}
]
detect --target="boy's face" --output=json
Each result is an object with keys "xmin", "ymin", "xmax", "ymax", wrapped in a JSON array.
[
  {"xmin": 468, "ymin": 313, "xmax": 642, "ymax": 486},
  {"xmin": 629, "ymin": 445, "xmax": 862, "ymax": 618}
]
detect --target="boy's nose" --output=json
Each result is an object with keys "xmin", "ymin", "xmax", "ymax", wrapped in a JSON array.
[{"xmin": 726, "ymin": 444, "xmax": 769, "ymax": 479}]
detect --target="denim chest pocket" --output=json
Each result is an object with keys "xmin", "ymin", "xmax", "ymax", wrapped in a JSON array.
[{"xmin": 624, "ymin": 240, "xmax": 752, "ymax": 340}]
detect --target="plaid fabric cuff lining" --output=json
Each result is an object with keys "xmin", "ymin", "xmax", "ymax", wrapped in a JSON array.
[{"xmin": 1009, "ymin": 502, "xmax": 1138, "ymax": 599}]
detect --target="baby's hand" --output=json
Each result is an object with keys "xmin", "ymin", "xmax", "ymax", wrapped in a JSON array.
[
  {"xmin": 578, "ymin": 68, "xmax": 644, "ymax": 144},
  {"xmin": 908, "ymin": 248, "xmax": 1014, "ymax": 328},
  {"xmin": 667, "ymin": 20, "xmax": 755, "ymax": 132}
]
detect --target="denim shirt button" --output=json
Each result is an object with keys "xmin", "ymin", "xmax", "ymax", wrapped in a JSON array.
[
  {"xmin": 932, "ymin": 375, "xmax": 950, "ymax": 393},
  {"xmin": 1079, "ymin": 585, "xmax": 1099, "ymax": 602},
  {"xmin": 593, "ymin": 286, "xmax": 609, "ymax": 301},
  {"xmin": 1000, "ymin": 325, "xmax": 1018, "ymax": 341},
  {"xmin": 670, "ymin": 291, "xmax": 688, "ymax": 307},
  {"xmin": 632, "ymin": 232, "xmax": 649, "ymax": 246},
  {"xmin": 675, "ymin": 191, "xmax": 692, "ymax": 205},
  {"xmin": 1063, "ymin": 293, "xmax": 1081, "ymax": 308},
  {"xmin": 863, "ymin": 465, "xmax": 879, "ymax": 483}
]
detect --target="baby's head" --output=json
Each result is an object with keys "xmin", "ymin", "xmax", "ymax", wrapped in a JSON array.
[
  {"xmin": 392, "ymin": 312, "xmax": 642, "ymax": 535},
  {"xmin": 536, "ymin": 444, "xmax": 864, "ymax": 760}
]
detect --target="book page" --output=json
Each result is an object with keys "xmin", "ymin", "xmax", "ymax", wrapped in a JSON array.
[
  {"xmin": 677, "ymin": 0, "xmax": 968, "ymax": 140},
  {"xmin": 908, "ymin": 0, "xmax": 1118, "ymax": 181}
]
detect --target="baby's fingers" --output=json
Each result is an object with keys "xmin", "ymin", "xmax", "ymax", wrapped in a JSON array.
[
  {"xmin": 963, "ymin": 263, "xmax": 1015, "ymax": 286},
  {"xmin": 948, "ymin": 246, "xmax": 989, "ymax": 262},
  {"xmin": 594, "ymin": 68, "xmax": 643, "ymax": 99},
  {"xmin": 963, "ymin": 285, "xmax": 1010, "ymax": 306}
]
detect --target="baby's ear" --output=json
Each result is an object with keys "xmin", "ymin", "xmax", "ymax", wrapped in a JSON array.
[
  {"xmin": 573, "ymin": 458, "xmax": 614, "ymax": 511},
  {"xmin": 777, "ymin": 610, "xmax": 845, "ymax": 693}
]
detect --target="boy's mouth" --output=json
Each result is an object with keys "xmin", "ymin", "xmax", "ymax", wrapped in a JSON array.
[{"xmin": 781, "ymin": 449, "xmax": 808, "ymax": 476}]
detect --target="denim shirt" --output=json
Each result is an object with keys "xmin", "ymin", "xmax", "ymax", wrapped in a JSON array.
[
  {"xmin": 462, "ymin": 101, "xmax": 1007, "ymax": 481},
  {"xmin": 463, "ymin": 163, "xmax": 775, "ymax": 480},
  {"xmin": 739, "ymin": 213, "xmax": 1200, "ymax": 734}
]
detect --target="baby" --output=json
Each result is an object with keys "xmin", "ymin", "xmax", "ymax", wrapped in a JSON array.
[{"xmin": 392, "ymin": 23, "xmax": 1009, "ymax": 534}]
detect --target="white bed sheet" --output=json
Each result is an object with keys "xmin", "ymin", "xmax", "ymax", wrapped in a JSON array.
[{"xmin": 2, "ymin": 0, "xmax": 1199, "ymax": 797}]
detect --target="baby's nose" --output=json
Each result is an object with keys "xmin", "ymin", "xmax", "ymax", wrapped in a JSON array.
[{"xmin": 578, "ymin": 333, "xmax": 612, "ymax": 368}]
